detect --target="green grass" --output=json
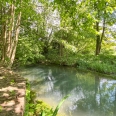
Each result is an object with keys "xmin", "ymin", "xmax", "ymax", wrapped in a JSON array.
[{"xmin": 46, "ymin": 54, "xmax": 116, "ymax": 75}]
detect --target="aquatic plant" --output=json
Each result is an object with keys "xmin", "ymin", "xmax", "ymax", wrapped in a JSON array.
[{"xmin": 52, "ymin": 95, "xmax": 69, "ymax": 116}]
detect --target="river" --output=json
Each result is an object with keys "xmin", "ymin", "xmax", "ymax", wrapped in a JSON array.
[{"xmin": 18, "ymin": 64, "xmax": 116, "ymax": 116}]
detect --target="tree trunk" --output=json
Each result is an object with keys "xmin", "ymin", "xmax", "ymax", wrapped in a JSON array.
[
  {"xmin": 94, "ymin": 1, "xmax": 101, "ymax": 56},
  {"xmin": 59, "ymin": 43, "xmax": 63, "ymax": 56},
  {"xmin": 7, "ymin": 4, "xmax": 15, "ymax": 59},
  {"xmin": 1, "ymin": 6, "xmax": 7, "ymax": 63},
  {"xmin": 0, "ymin": 1, "xmax": 22, "ymax": 67},
  {"xmin": 95, "ymin": 1, "xmax": 106, "ymax": 55},
  {"xmin": 10, "ymin": 11, "xmax": 22, "ymax": 67},
  {"xmin": 95, "ymin": 22, "xmax": 101, "ymax": 55}
]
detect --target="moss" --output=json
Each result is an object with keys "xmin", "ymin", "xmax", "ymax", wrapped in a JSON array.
[{"xmin": 0, "ymin": 106, "xmax": 3, "ymax": 112}]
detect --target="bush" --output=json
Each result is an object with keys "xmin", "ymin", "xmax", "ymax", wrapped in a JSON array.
[{"xmin": 46, "ymin": 53, "xmax": 116, "ymax": 75}]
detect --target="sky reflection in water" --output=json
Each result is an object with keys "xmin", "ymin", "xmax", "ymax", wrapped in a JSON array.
[{"xmin": 19, "ymin": 65, "xmax": 116, "ymax": 116}]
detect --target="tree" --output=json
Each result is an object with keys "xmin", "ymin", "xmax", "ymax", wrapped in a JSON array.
[
  {"xmin": 93, "ymin": 0, "xmax": 116, "ymax": 55},
  {"xmin": 52, "ymin": 0, "xmax": 116, "ymax": 55},
  {"xmin": 0, "ymin": 0, "xmax": 22, "ymax": 67},
  {"xmin": 15, "ymin": 0, "xmax": 58, "ymax": 64}
]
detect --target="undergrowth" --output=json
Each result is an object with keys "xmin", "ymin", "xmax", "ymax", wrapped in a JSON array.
[
  {"xmin": 46, "ymin": 54, "xmax": 116, "ymax": 75},
  {"xmin": 25, "ymin": 82, "xmax": 68, "ymax": 116}
]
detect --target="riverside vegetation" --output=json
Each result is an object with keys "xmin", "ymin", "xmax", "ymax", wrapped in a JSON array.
[
  {"xmin": 46, "ymin": 54, "xmax": 116, "ymax": 75},
  {"xmin": 25, "ymin": 82, "xmax": 69, "ymax": 116},
  {"xmin": 0, "ymin": 0, "xmax": 116, "ymax": 116}
]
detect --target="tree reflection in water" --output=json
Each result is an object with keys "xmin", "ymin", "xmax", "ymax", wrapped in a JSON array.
[{"xmin": 18, "ymin": 65, "xmax": 116, "ymax": 116}]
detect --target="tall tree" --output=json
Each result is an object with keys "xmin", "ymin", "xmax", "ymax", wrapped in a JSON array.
[
  {"xmin": 93, "ymin": 0, "xmax": 116, "ymax": 55},
  {"xmin": 52, "ymin": 0, "xmax": 116, "ymax": 55},
  {"xmin": 0, "ymin": 0, "xmax": 22, "ymax": 67},
  {"xmin": 0, "ymin": 0, "xmax": 34, "ymax": 67}
]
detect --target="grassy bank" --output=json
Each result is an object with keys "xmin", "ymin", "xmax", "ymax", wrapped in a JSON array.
[
  {"xmin": 0, "ymin": 66, "xmax": 67, "ymax": 116},
  {"xmin": 46, "ymin": 54, "xmax": 116, "ymax": 75}
]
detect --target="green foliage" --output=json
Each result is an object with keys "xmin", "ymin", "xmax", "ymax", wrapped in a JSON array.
[
  {"xmin": 9, "ymin": 90, "xmax": 16, "ymax": 96},
  {"xmin": 15, "ymin": 37, "xmax": 45, "ymax": 65},
  {"xmin": 10, "ymin": 79, "xmax": 15, "ymax": 85},
  {"xmin": 1, "ymin": 0, "xmax": 116, "ymax": 69},
  {"xmin": 36, "ymin": 101, "xmax": 54, "ymax": 116},
  {"xmin": 78, "ymin": 55, "xmax": 116, "ymax": 74},
  {"xmin": 25, "ymin": 82, "xmax": 68, "ymax": 116},
  {"xmin": 46, "ymin": 53, "xmax": 116, "ymax": 74},
  {"xmin": 52, "ymin": 0, "xmax": 116, "ymax": 55},
  {"xmin": 52, "ymin": 95, "xmax": 69, "ymax": 116},
  {"xmin": 76, "ymin": 54, "xmax": 116, "ymax": 74}
]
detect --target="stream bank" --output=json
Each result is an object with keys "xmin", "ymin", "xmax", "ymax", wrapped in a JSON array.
[{"xmin": 0, "ymin": 67, "xmax": 26, "ymax": 116}]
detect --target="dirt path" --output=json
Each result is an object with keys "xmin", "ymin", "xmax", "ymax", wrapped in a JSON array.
[{"xmin": 0, "ymin": 67, "xmax": 26, "ymax": 116}]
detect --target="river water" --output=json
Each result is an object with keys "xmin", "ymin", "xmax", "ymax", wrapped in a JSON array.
[{"xmin": 18, "ymin": 64, "xmax": 116, "ymax": 116}]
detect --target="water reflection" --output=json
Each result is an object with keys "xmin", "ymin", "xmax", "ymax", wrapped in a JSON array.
[{"xmin": 18, "ymin": 65, "xmax": 116, "ymax": 116}]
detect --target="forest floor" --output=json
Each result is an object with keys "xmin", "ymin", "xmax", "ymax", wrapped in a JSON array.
[{"xmin": 0, "ymin": 66, "xmax": 26, "ymax": 116}]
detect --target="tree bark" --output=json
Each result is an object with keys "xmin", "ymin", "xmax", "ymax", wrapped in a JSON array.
[
  {"xmin": 59, "ymin": 43, "xmax": 63, "ymax": 56},
  {"xmin": 7, "ymin": 3, "xmax": 15, "ymax": 59},
  {"xmin": 95, "ymin": 1, "xmax": 106, "ymax": 55},
  {"xmin": 95, "ymin": 21, "xmax": 101, "ymax": 55},
  {"xmin": 1, "ymin": 6, "xmax": 7, "ymax": 63},
  {"xmin": 10, "ymin": 11, "xmax": 22, "ymax": 67},
  {"xmin": 0, "ymin": 0, "xmax": 22, "ymax": 67}
]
